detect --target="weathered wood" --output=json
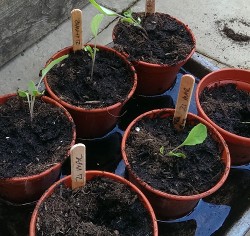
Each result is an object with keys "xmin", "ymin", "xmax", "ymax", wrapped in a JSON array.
[{"xmin": 0, "ymin": 0, "xmax": 88, "ymax": 67}]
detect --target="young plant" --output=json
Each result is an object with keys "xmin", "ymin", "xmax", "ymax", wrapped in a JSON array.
[
  {"xmin": 89, "ymin": 0, "xmax": 141, "ymax": 27},
  {"xmin": 18, "ymin": 81, "xmax": 44, "ymax": 122},
  {"xmin": 160, "ymin": 123, "xmax": 208, "ymax": 158},
  {"xmin": 86, "ymin": 13, "xmax": 104, "ymax": 80},
  {"xmin": 18, "ymin": 55, "xmax": 68, "ymax": 122}
]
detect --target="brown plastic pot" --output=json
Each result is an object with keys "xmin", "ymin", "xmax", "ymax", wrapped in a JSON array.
[
  {"xmin": 195, "ymin": 68, "xmax": 250, "ymax": 165},
  {"xmin": 0, "ymin": 94, "xmax": 76, "ymax": 203},
  {"xmin": 113, "ymin": 13, "xmax": 196, "ymax": 96},
  {"xmin": 44, "ymin": 45, "xmax": 137, "ymax": 139},
  {"xmin": 121, "ymin": 109, "xmax": 230, "ymax": 219},
  {"xmin": 29, "ymin": 171, "xmax": 158, "ymax": 236}
]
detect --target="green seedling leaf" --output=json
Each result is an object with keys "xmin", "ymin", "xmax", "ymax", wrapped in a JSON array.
[
  {"xmin": 18, "ymin": 90, "xmax": 28, "ymax": 98},
  {"xmin": 123, "ymin": 9, "xmax": 133, "ymax": 18},
  {"xmin": 159, "ymin": 146, "xmax": 165, "ymax": 155},
  {"xmin": 181, "ymin": 123, "xmax": 207, "ymax": 146},
  {"xmin": 168, "ymin": 151, "xmax": 186, "ymax": 158},
  {"xmin": 28, "ymin": 81, "xmax": 37, "ymax": 96},
  {"xmin": 41, "ymin": 55, "xmax": 69, "ymax": 80},
  {"xmin": 91, "ymin": 13, "xmax": 104, "ymax": 37},
  {"xmin": 89, "ymin": 0, "xmax": 141, "ymax": 27},
  {"xmin": 166, "ymin": 123, "xmax": 207, "ymax": 159},
  {"xmin": 84, "ymin": 45, "xmax": 94, "ymax": 59},
  {"xmin": 121, "ymin": 17, "xmax": 134, "ymax": 24},
  {"xmin": 89, "ymin": 0, "xmax": 118, "ymax": 16}
]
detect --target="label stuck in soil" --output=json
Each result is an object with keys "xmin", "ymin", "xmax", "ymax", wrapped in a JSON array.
[{"xmin": 70, "ymin": 143, "xmax": 86, "ymax": 189}]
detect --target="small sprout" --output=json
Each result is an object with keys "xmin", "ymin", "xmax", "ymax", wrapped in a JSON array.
[
  {"xmin": 122, "ymin": 9, "xmax": 141, "ymax": 27},
  {"xmin": 89, "ymin": 0, "xmax": 142, "ymax": 27},
  {"xmin": 84, "ymin": 45, "xmax": 95, "ymax": 60},
  {"xmin": 160, "ymin": 123, "xmax": 208, "ymax": 158},
  {"xmin": 159, "ymin": 146, "xmax": 164, "ymax": 155},
  {"xmin": 18, "ymin": 55, "xmax": 68, "ymax": 122},
  {"xmin": 18, "ymin": 81, "xmax": 44, "ymax": 122},
  {"xmin": 89, "ymin": 13, "xmax": 104, "ymax": 80}
]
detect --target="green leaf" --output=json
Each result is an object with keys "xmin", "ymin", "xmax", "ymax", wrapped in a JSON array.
[
  {"xmin": 159, "ymin": 146, "xmax": 165, "ymax": 155},
  {"xmin": 18, "ymin": 90, "xmax": 28, "ymax": 98},
  {"xmin": 89, "ymin": 0, "xmax": 118, "ymax": 16},
  {"xmin": 41, "ymin": 54, "xmax": 69, "ymax": 80},
  {"xmin": 28, "ymin": 81, "xmax": 37, "ymax": 96},
  {"xmin": 33, "ymin": 90, "xmax": 41, "ymax": 96},
  {"xmin": 168, "ymin": 151, "xmax": 186, "ymax": 158},
  {"xmin": 123, "ymin": 9, "xmax": 133, "ymax": 18},
  {"xmin": 181, "ymin": 123, "xmax": 207, "ymax": 146},
  {"xmin": 91, "ymin": 14, "xmax": 104, "ymax": 37},
  {"xmin": 121, "ymin": 17, "xmax": 134, "ymax": 24}
]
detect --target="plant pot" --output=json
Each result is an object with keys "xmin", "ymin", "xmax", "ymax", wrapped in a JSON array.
[
  {"xmin": 29, "ymin": 171, "xmax": 158, "ymax": 236},
  {"xmin": 121, "ymin": 109, "xmax": 230, "ymax": 219},
  {"xmin": 44, "ymin": 45, "xmax": 137, "ymax": 139},
  {"xmin": 0, "ymin": 94, "xmax": 76, "ymax": 203},
  {"xmin": 113, "ymin": 12, "xmax": 196, "ymax": 96},
  {"xmin": 195, "ymin": 68, "xmax": 250, "ymax": 165}
]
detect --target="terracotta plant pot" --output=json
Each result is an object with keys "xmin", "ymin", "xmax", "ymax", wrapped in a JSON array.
[
  {"xmin": 0, "ymin": 94, "xmax": 76, "ymax": 203},
  {"xmin": 29, "ymin": 171, "xmax": 158, "ymax": 236},
  {"xmin": 121, "ymin": 109, "xmax": 230, "ymax": 219},
  {"xmin": 113, "ymin": 13, "xmax": 196, "ymax": 96},
  {"xmin": 195, "ymin": 68, "xmax": 250, "ymax": 165},
  {"xmin": 44, "ymin": 45, "xmax": 137, "ymax": 139}
]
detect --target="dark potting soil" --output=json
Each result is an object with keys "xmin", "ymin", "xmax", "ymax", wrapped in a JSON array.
[
  {"xmin": 200, "ymin": 83, "xmax": 250, "ymax": 138},
  {"xmin": 0, "ymin": 96, "xmax": 73, "ymax": 178},
  {"xmin": 125, "ymin": 116, "xmax": 225, "ymax": 196},
  {"xmin": 46, "ymin": 49, "xmax": 134, "ymax": 109},
  {"xmin": 36, "ymin": 177, "xmax": 153, "ymax": 236},
  {"xmin": 113, "ymin": 12, "xmax": 195, "ymax": 65}
]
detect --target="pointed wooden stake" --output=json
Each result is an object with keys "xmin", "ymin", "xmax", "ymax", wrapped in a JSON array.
[
  {"xmin": 145, "ymin": 0, "xmax": 155, "ymax": 15},
  {"xmin": 173, "ymin": 74, "xmax": 195, "ymax": 131},
  {"xmin": 70, "ymin": 143, "xmax": 86, "ymax": 190},
  {"xmin": 71, "ymin": 9, "xmax": 83, "ymax": 51}
]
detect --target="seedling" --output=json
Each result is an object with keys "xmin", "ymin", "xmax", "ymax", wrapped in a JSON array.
[
  {"xmin": 18, "ymin": 55, "xmax": 68, "ymax": 121},
  {"xmin": 89, "ymin": 0, "xmax": 141, "ymax": 27},
  {"xmin": 160, "ymin": 123, "xmax": 208, "ymax": 158},
  {"xmin": 88, "ymin": 13, "xmax": 104, "ymax": 80},
  {"xmin": 18, "ymin": 81, "xmax": 43, "ymax": 122},
  {"xmin": 84, "ymin": 45, "xmax": 95, "ymax": 60}
]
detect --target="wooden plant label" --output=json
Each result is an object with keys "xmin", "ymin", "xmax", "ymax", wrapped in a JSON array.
[
  {"xmin": 145, "ymin": 0, "xmax": 155, "ymax": 14},
  {"xmin": 70, "ymin": 143, "xmax": 86, "ymax": 190},
  {"xmin": 173, "ymin": 74, "xmax": 195, "ymax": 131},
  {"xmin": 71, "ymin": 9, "xmax": 83, "ymax": 51}
]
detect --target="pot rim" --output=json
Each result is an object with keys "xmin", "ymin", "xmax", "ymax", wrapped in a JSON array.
[
  {"xmin": 29, "ymin": 171, "xmax": 158, "ymax": 236},
  {"xmin": 44, "ymin": 44, "xmax": 137, "ymax": 113},
  {"xmin": 112, "ymin": 11, "xmax": 196, "ymax": 68},
  {"xmin": 0, "ymin": 93, "xmax": 76, "ymax": 183},
  {"xmin": 121, "ymin": 108, "xmax": 231, "ymax": 201},
  {"xmin": 195, "ymin": 68, "xmax": 250, "ymax": 143}
]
